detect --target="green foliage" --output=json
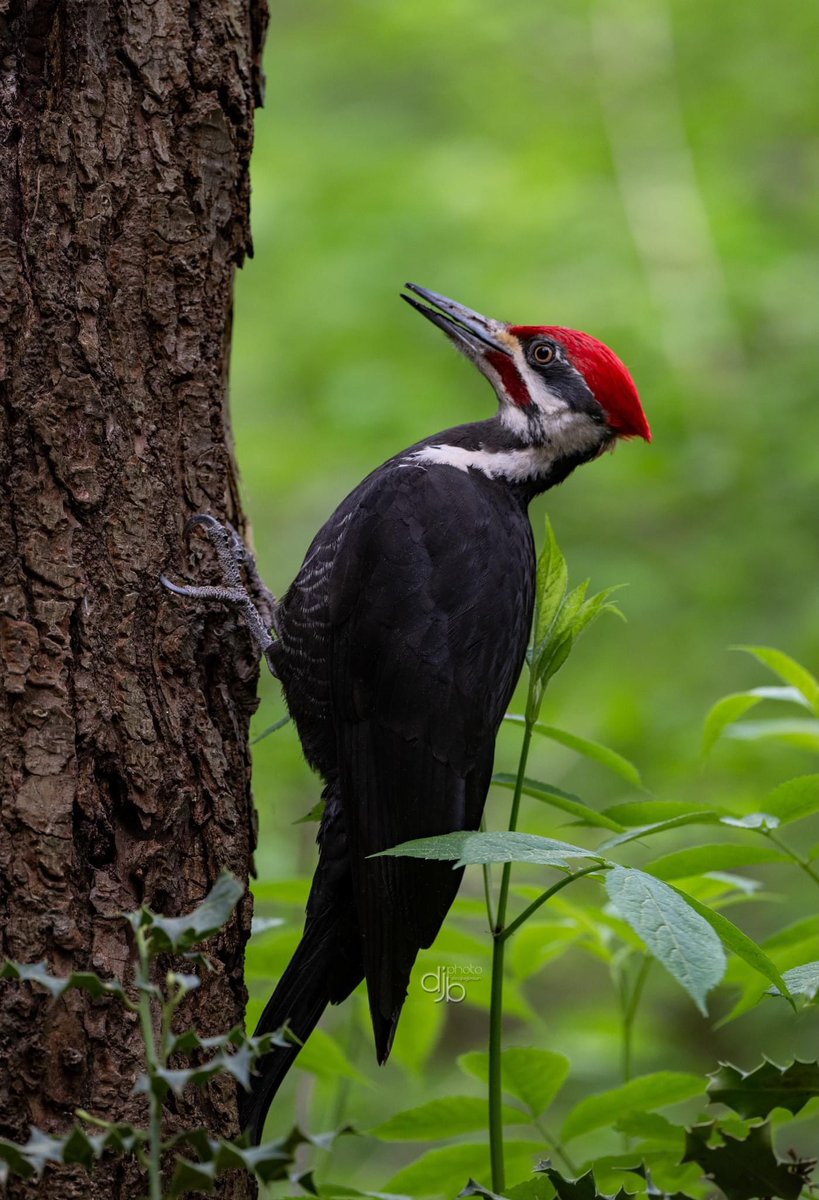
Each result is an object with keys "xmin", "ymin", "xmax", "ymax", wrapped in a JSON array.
[
  {"xmin": 0, "ymin": 873, "xmax": 294, "ymax": 1196},
  {"xmin": 681, "ymin": 1122, "xmax": 807, "ymax": 1200},
  {"xmin": 708, "ymin": 1059, "xmax": 819, "ymax": 1120}
]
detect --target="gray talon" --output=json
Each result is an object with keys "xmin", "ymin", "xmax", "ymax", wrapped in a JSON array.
[{"xmin": 162, "ymin": 515, "xmax": 279, "ymax": 676}]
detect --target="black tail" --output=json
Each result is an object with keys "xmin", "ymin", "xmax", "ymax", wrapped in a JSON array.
[{"xmin": 242, "ymin": 901, "xmax": 362, "ymax": 1143}]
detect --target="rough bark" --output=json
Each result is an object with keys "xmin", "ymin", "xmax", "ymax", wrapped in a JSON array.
[{"xmin": 0, "ymin": 2, "xmax": 269, "ymax": 1196}]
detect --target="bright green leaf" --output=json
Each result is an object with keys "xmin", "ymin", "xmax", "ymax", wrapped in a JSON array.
[
  {"xmin": 703, "ymin": 694, "xmax": 763, "ymax": 756},
  {"xmin": 370, "ymin": 1096, "xmax": 521, "ymax": 1140},
  {"xmin": 646, "ymin": 844, "xmax": 788, "ymax": 881},
  {"xmin": 605, "ymin": 868, "xmax": 725, "ymax": 1013},
  {"xmin": 561, "ymin": 1071, "xmax": 704, "ymax": 1141},
  {"xmin": 598, "ymin": 812, "xmax": 722, "ymax": 851},
  {"xmin": 761, "ymin": 776, "xmax": 819, "ymax": 826},
  {"xmin": 458, "ymin": 1047, "xmax": 570, "ymax": 1117},
  {"xmin": 733, "ymin": 645, "xmax": 819, "ymax": 710},
  {"xmin": 384, "ymin": 1141, "xmax": 543, "ymax": 1197},
  {"xmin": 504, "ymin": 717, "xmax": 642, "ymax": 787},
  {"xmin": 602, "ymin": 800, "xmax": 727, "ymax": 827},
  {"xmin": 534, "ymin": 517, "xmax": 568, "ymax": 648},
  {"xmin": 493, "ymin": 775, "xmax": 624, "ymax": 832}
]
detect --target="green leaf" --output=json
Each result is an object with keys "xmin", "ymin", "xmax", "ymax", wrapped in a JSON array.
[
  {"xmin": 374, "ymin": 830, "xmax": 602, "ymax": 868},
  {"xmin": 504, "ymin": 717, "xmax": 642, "ymax": 787},
  {"xmin": 726, "ymin": 718, "xmax": 819, "ymax": 749},
  {"xmin": 771, "ymin": 961, "xmax": 819, "ymax": 1002},
  {"xmin": 384, "ymin": 1141, "xmax": 543, "ymax": 1197},
  {"xmin": 494, "ymin": 775, "xmax": 625, "ymax": 831},
  {"xmin": 369, "ymin": 1096, "xmax": 521, "ymax": 1140},
  {"xmin": 646, "ymin": 844, "xmax": 788, "ymax": 881},
  {"xmin": 666, "ymin": 888, "xmax": 790, "ymax": 998},
  {"xmin": 251, "ymin": 714, "xmax": 292, "ymax": 744},
  {"xmin": 0, "ymin": 1122, "xmax": 146, "ymax": 1183},
  {"xmin": 703, "ymin": 693, "xmax": 764, "ymax": 755},
  {"xmin": 533, "ymin": 517, "xmax": 568, "ymax": 648},
  {"xmin": 296, "ymin": 1027, "xmax": 370, "ymax": 1085},
  {"xmin": 708, "ymin": 1059, "xmax": 819, "ymax": 1119},
  {"xmin": 458, "ymin": 1047, "xmax": 570, "ymax": 1117},
  {"xmin": 0, "ymin": 961, "xmax": 127, "ymax": 1003},
  {"xmin": 601, "ymin": 800, "xmax": 728, "ymax": 827},
  {"xmin": 761, "ymin": 775, "xmax": 819, "ymax": 826},
  {"xmin": 561, "ymin": 1071, "xmax": 704, "ymax": 1141},
  {"xmin": 598, "ymin": 812, "xmax": 722, "ymax": 851},
  {"xmin": 733, "ymin": 645, "xmax": 819, "ymax": 711},
  {"xmin": 605, "ymin": 867, "xmax": 726, "ymax": 1013},
  {"xmin": 131, "ymin": 871, "xmax": 244, "ymax": 953},
  {"xmin": 682, "ymin": 1121, "xmax": 806, "ymax": 1200},
  {"xmin": 293, "ymin": 800, "xmax": 326, "ymax": 825}
]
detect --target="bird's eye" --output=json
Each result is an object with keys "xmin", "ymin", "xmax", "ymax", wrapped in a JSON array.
[{"xmin": 531, "ymin": 342, "xmax": 555, "ymax": 366}]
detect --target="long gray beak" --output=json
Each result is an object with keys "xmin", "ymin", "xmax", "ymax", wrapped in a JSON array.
[{"xmin": 401, "ymin": 283, "xmax": 512, "ymax": 358}]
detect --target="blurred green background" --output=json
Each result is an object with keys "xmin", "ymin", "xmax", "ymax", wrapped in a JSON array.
[{"xmin": 229, "ymin": 0, "xmax": 819, "ymax": 1192}]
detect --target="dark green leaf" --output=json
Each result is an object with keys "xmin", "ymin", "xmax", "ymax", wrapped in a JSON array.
[
  {"xmin": 682, "ymin": 1121, "xmax": 806, "ymax": 1200},
  {"xmin": 539, "ymin": 1166, "xmax": 635, "ymax": 1200},
  {"xmin": 605, "ymin": 868, "xmax": 726, "ymax": 1013},
  {"xmin": 494, "ymin": 774, "xmax": 624, "ymax": 831},
  {"xmin": 708, "ymin": 1058, "xmax": 819, "ymax": 1119}
]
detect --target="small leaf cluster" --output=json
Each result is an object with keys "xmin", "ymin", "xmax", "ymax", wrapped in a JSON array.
[{"xmin": 0, "ymin": 872, "xmax": 311, "ymax": 1196}]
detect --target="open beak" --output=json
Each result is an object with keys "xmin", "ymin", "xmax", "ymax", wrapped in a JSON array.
[{"xmin": 401, "ymin": 283, "xmax": 513, "ymax": 360}]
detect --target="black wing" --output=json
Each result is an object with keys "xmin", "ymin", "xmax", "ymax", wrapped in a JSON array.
[{"xmin": 328, "ymin": 463, "xmax": 534, "ymax": 1058}]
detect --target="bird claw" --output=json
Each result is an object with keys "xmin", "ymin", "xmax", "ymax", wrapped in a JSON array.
[{"xmin": 161, "ymin": 514, "xmax": 279, "ymax": 676}]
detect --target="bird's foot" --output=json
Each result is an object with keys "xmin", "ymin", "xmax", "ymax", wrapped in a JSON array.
[{"xmin": 161, "ymin": 514, "xmax": 278, "ymax": 676}]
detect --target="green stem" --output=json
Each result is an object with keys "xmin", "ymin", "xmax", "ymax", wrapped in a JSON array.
[
  {"xmin": 621, "ymin": 957, "xmax": 652, "ymax": 1084},
  {"xmin": 500, "ymin": 865, "xmax": 606, "ymax": 943},
  {"xmin": 488, "ymin": 720, "xmax": 534, "ymax": 1194},
  {"xmin": 534, "ymin": 1117, "xmax": 579, "ymax": 1176},
  {"xmin": 765, "ymin": 829, "xmax": 819, "ymax": 888},
  {"xmin": 136, "ymin": 929, "xmax": 163, "ymax": 1200}
]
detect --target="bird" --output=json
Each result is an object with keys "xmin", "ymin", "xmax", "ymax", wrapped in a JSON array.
[{"xmin": 161, "ymin": 283, "xmax": 651, "ymax": 1142}]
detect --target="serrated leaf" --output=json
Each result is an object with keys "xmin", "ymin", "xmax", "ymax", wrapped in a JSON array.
[
  {"xmin": 682, "ymin": 1121, "xmax": 805, "ymax": 1200},
  {"xmin": 708, "ymin": 1059, "xmax": 819, "ymax": 1119},
  {"xmin": 733, "ymin": 645, "xmax": 819, "ymax": 711},
  {"xmin": 646, "ymin": 844, "xmax": 787, "ymax": 881},
  {"xmin": 539, "ymin": 1165, "xmax": 636, "ymax": 1200},
  {"xmin": 598, "ymin": 812, "xmax": 722, "ymax": 851},
  {"xmin": 458, "ymin": 1047, "xmax": 570, "ymax": 1117},
  {"xmin": 605, "ymin": 868, "xmax": 726, "ymax": 1013},
  {"xmin": 0, "ymin": 960, "xmax": 127, "ymax": 1003},
  {"xmin": 375, "ymin": 831, "xmax": 602, "ymax": 868},
  {"xmin": 370, "ymin": 1096, "xmax": 521, "ymax": 1140},
  {"xmin": 761, "ymin": 775, "xmax": 819, "ymax": 826},
  {"xmin": 561, "ymin": 1072, "xmax": 704, "ymax": 1142},
  {"xmin": 494, "ymin": 775, "xmax": 625, "ymax": 831},
  {"xmin": 132, "ymin": 871, "xmax": 244, "ymax": 953},
  {"xmin": 385, "ymin": 1141, "xmax": 543, "ymax": 1197}
]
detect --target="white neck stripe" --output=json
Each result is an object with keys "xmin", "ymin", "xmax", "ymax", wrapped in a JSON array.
[{"xmin": 406, "ymin": 443, "xmax": 556, "ymax": 483}]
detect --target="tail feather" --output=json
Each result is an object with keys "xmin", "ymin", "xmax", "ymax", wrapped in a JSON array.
[{"xmin": 242, "ymin": 904, "xmax": 361, "ymax": 1144}]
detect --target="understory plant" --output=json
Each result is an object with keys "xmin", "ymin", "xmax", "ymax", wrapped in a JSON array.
[{"xmin": 0, "ymin": 874, "xmax": 349, "ymax": 1196}]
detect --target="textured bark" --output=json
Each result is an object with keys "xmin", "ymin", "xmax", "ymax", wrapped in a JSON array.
[{"xmin": 0, "ymin": 2, "xmax": 268, "ymax": 1196}]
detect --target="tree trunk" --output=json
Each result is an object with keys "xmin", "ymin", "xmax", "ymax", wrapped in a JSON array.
[{"xmin": 0, "ymin": 2, "xmax": 268, "ymax": 1196}]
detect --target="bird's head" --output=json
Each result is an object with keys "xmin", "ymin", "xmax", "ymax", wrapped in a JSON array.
[{"xmin": 402, "ymin": 283, "xmax": 651, "ymax": 451}]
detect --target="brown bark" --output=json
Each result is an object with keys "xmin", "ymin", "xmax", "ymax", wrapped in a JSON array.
[{"xmin": 0, "ymin": 2, "xmax": 269, "ymax": 1196}]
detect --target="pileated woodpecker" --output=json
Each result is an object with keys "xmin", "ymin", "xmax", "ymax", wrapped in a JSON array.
[{"xmin": 162, "ymin": 284, "xmax": 650, "ymax": 1142}]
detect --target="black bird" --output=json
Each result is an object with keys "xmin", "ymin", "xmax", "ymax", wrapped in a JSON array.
[{"xmin": 162, "ymin": 284, "xmax": 651, "ymax": 1141}]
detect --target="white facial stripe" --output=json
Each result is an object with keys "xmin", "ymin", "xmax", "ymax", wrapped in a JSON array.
[{"xmin": 407, "ymin": 444, "xmax": 556, "ymax": 483}]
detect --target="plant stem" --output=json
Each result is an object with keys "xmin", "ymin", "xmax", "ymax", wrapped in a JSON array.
[
  {"xmin": 488, "ymin": 720, "xmax": 533, "ymax": 1194},
  {"xmin": 621, "ymin": 956, "xmax": 652, "ymax": 1084},
  {"xmin": 500, "ymin": 865, "xmax": 606, "ymax": 943},
  {"xmin": 765, "ymin": 829, "xmax": 819, "ymax": 888},
  {"xmin": 534, "ymin": 1117, "xmax": 579, "ymax": 1176},
  {"xmin": 136, "ymin": 929, "xmax": 163, "ymax": 1200}
]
